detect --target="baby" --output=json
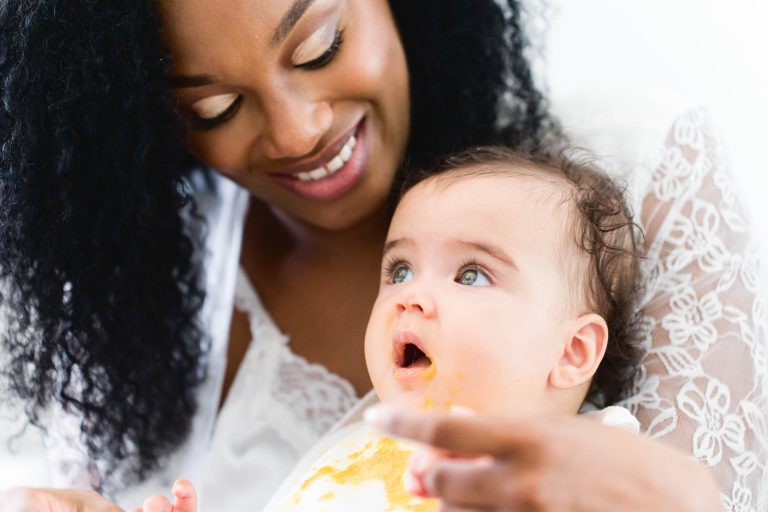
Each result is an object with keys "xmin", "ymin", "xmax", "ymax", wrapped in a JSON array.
[
  {"xmin": 140, "ymin": 146, "xmax": 644, "ymax": 512},
  {"xmin": 365, "ymin": 145, "xmax": 643, "ymax": 419}
]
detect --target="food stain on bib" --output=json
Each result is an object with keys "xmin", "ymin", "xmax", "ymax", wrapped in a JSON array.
[{"xmin": 294, "ymin": 437, "xmax": 437, "ymax": 511}]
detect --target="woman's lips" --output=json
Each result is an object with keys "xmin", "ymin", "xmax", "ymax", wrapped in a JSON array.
[{"xmin": 267, "ymin": 117, "xmax": 368, "ymax": 202}]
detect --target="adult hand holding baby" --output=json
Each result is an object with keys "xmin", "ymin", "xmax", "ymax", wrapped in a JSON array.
[{"xmin": 367, "ymin": 404, "xmax": 721, "ymax": 512}]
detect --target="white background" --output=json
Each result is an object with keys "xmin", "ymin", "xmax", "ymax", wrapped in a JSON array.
[
  {"xmin": 544, "ymin": 0, "xmax": 768, "ymax": 257},
  {"xmin": 2, "ymin": 0, "xmax": 768, "ymax": 490}
]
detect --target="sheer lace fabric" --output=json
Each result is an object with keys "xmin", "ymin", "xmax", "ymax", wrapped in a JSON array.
[
  {"xmin": 619, "ymin": 108, "xmax": 768, "ymax": 511},
  {"xmin": 196, "ymin": 267, "xmax": 359, "ymax": 509}
]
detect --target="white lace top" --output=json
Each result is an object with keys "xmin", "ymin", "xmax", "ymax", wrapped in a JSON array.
[
  {"xmin": 1, "ymin": 89, "xmax": 766, "ymax": 512},
  {"xmin": 198, "ymin": 267, "xmax": 359, "ymax": 510}
]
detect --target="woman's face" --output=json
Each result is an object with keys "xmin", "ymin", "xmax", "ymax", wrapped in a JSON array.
[{"xmin": 157, "ymin": 0, "xmax": 410, "ymax": 230}]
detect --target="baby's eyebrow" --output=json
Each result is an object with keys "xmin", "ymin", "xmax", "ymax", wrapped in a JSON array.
[
  {"xmin": 450, "ymin": 240, "xmax": 518, "ymax": 271},
  {"xmin": 382, "ymin": 238, "xmax": 412, "ymax": 256}
]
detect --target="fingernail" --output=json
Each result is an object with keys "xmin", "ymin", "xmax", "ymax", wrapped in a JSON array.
[
  {"xmin": 420, "ymin": 470, "xmax": 437, "ymax": 497},
  {"xmin": 409, "ymin": 448, "xmax": 430, "ymax": 475},
  {"xmin": 403, "ymin": 469, "xmax": 427, "ymax": 496},
  {"xmin": 448, "ymin": 404, "xmax": 475, "ymax": 416},
  {"xmin": 363, "ymin": 404, "xmax": 392, "ymax": 429},
  {"xmin": 172, "ymin": 481, "xmax": 184, "ymax": 497}
]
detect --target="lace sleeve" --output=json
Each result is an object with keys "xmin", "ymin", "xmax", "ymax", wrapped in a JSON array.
[{"xmin": 620, "ymin": 108, "xmax": 768, "ymax": 510}]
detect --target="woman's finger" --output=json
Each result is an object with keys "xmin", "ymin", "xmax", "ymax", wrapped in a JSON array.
[
  {"xmin": 171, "ymin": 479, "xmax": 197, "ymax": 512},
  {"xmin": 365, "ymin": 404, "xmax": 540, "ymax": 457},
  {"xmin": 438, "ymin": 504, "xmax": 494, "ymax": 512},
  {"xmin": 421, "ymin": 457, "xmax": 514, "ymax": 507}
]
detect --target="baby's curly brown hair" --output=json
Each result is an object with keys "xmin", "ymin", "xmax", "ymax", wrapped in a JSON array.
[{"xmin": 401, "ymin": 145, "xmax": 645, "ymax": 407}]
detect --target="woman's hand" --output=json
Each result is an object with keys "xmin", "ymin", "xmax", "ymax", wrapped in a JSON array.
[
  {"xmin": 127, "ymin": 479, "xmax": 197, "ymax": 512},
  {"xmin": 0, "ymin": 488, "xmax": 124, "ymax": 512},
  {"xmin": 366, "ymin": 404, "xmax": 722, "ymax": 512}
]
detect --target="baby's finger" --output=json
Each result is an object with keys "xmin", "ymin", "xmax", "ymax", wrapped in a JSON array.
[
  {"xmin": 142, "ymin": 494, "xmax": 173, "ymax": 512},
  {"xmin": 171, "ymin": 479, "xmax": 198, "ymax": 512},
  {"xmin": 127, "ymin": 508, "xmax": 143, "ymax": 512}
]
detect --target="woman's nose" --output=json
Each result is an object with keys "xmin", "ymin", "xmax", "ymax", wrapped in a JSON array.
[{"xmin": 257, "ymin": 90, "xmax": 333, "ymax": 160}]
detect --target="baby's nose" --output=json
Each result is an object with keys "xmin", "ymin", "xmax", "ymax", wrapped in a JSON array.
[{"xmin": 395, "ymin": 291, "xmax": 435, "ymax": 318}]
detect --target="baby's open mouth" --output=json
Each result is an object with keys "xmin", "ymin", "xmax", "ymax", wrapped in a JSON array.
[
  {"xmin": 399, "ymin": 343, "xmax": 432, "ymax": 368},
  {"xmin": 393, "ymin": 331, "xmax": 433, "ymax": 370}
]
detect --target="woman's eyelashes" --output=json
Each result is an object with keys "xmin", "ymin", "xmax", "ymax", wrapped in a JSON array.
[
  {"xmin": 189, "ymin": 94, "xmax": 243, "ymax": 131},
  {"xmin": 294, "ymin": 28, "xmax": 344, "ymax": 70},
  {"xmin": 188, "ymin": 27, "xmax": 344, "ymax": 130}
]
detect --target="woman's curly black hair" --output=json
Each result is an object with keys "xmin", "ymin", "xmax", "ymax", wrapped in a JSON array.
[{"xmin": 0, "ymin": 0, "xmax": 555, "ymax": 493}]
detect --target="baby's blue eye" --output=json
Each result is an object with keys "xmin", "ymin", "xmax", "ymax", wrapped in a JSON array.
[
  {"xmin": 392, "ymin": 264, "xmax": 414, "ymax": 284},
  {"xmin": 458, "ymin": 268, "xmax": 491, "ymax": 286}
]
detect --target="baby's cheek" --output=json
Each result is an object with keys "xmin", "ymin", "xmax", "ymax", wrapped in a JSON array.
[{"xmin": 436, "ymin": 346, "xmax": 509, "ymax": 411}]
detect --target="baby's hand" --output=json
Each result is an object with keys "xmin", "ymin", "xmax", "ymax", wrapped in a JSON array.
[{"xmin": 128, "ymin": 479, "xmax": 198, "ymax": 512}]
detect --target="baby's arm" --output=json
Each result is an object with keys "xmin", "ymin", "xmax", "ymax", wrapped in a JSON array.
[{"xmin": 128, "ymin": 479, "xmax": 198, "ymax": 512}]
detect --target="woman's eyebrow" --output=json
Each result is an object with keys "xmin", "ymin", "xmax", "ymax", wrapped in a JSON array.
[
  {"xmin": 168, "ymin": 74, "xmax": 218, "ymax": 89},
  {"xmin": 272, "ymin": 0, "xmax": 318, "ymax": 45}
]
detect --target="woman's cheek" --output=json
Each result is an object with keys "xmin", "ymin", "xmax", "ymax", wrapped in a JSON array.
[{"xmin": 187, "ymin": 126, "xmax": 250, "ymax": 177}]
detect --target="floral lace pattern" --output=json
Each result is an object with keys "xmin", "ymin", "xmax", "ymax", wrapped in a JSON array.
[
  {"xmin": 230, "ymin": 267, "xmax": 359, "ymax": 452},
  {"xmin": 618, "ymin": 109, "xmax": 768, "ymax": 511}
]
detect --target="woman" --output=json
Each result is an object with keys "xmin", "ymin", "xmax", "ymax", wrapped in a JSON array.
[{"xmin": 0, "ymin": 0, "xmax": 763, "ymax": 510}]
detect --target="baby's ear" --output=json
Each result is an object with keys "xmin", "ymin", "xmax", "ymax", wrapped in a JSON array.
[{"xmin": 549, "ymin": 313, "xmax": 608, "ymax": 389}]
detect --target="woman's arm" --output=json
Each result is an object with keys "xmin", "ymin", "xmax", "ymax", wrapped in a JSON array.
[
  {"xmin": 629, "ymin": 107, "xmax": 768, "ymax": 509},
  {"xmin": 367, "ymin": 405, "xmax": 721, "ymax": 511}
]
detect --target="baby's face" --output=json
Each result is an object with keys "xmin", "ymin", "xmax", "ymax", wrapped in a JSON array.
[{"xmin": 365, "ymin": 173, "xmax": 578, "ymax": 416}]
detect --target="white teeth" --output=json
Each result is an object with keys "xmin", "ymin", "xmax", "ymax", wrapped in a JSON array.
[
  {"xmin": 294, "ymin": 132, "xmax": 358, "ymax": 182},
  {"xmin": 308, "ymin": 167, "xmax": 328, "ymax": 180},
  {"xmin": 340, "ymin": 144, "xmax": 352, "ymax": 162},
  {"xmin": 327, "ymin": 155, "xmax": 344, "ymax": 173}
]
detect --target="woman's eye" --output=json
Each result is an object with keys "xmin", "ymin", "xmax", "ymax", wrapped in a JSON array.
[
  {"xmin": 189, "ymin": 93, "xmax": 243, "ymax": 130},
  {"xmin": 293, "ymin": 27, "xmax": 344, "ymax": 70},
  {"xmin": 391, "ymin": 264, "xmax": 414, "ymax": 285},
  {"xmin": 457, "ymin": 268, "xmax": 491, "ymax": 287}
]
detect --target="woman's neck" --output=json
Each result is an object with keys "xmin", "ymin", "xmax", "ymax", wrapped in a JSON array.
[{"xmin": 248, "ymin": 200, "xmax": 391, "ymax": 268}]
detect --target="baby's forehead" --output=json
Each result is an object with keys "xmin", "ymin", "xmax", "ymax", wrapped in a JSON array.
[
  {"xmin": 408, "ymin": 164, "xmax": 572, "ymax": 214},
  {"xmin": 397, "ymin": 164, "xmax": 579, "ymax": 258}
]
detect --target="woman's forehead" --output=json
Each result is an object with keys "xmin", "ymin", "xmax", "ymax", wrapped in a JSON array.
[{"xmin": 156, "ymin": 0, "xmax": 313, "ymax": 59}]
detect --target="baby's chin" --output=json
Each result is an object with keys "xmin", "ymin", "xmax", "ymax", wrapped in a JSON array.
[{"xmin": 376, "ymin": 381, "xmax": 463, "ymax": 412}]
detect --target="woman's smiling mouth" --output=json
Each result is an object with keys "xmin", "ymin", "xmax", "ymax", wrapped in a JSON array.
[{"xmin": 268, "ymin": 117, "xmax": 368, "ymax": 202}]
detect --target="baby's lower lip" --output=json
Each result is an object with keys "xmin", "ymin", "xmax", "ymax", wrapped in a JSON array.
[{"xmin": 393, "ymin": 363, "xmax": 436, "ymax": 384}]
